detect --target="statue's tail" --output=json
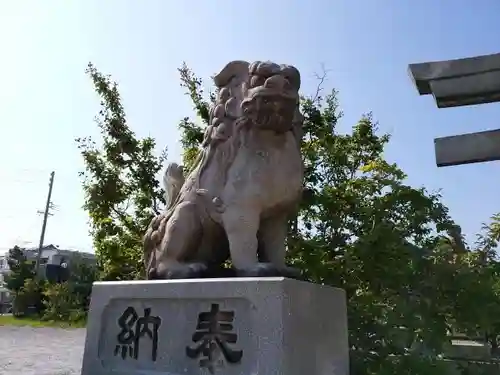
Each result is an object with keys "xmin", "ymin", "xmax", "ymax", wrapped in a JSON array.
[
  {"xmin": 163, "ymin": 162, "xmax": 185, "ymax": 210},
  {"xmin": 143, "ymin": 162, "xmax": 184, "ymax": 279}
]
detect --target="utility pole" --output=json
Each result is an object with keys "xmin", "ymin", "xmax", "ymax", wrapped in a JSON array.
[{"xmin": 35, "ymin": 171, "xmax": 55, "ymax": 279}]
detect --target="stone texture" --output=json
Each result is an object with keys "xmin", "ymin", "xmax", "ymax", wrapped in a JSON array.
[
  {"xmin": 408, "ymin": 52, "xmax": 500, "ymax": 94},
  {"xmin": 143, "ymin": 60, "xmax": 305, "ymax": 280},
  {"xmin": 82, "ymin": 277, "xmax": 349, "ymax": 375},
  {"xmin": 434, "ymin": 128, "xmax": 500, "ymax": 167},
  {"xmin": 429, "ymin": 71, "xmax": 500, "ymax": 108},
  {"xmin": 408, "ymin": 53, "xmax": 500, "ymax": 108}
]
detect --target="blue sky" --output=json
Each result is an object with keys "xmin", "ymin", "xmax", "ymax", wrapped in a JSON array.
[{"xmin": 1, "ymin": 0, "xmax": 500, "ymax": 254}]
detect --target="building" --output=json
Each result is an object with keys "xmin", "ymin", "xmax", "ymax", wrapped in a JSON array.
[
  {"xmin": 20, "ymin": 244, "xmax": 96, "ymax": 268},
  {"xmin": 0, "ymin": 255, "xmax": 10, "ymax": 307},
  {"xmin": 0, "ymin": 255, "xmax": 9, "ymax": 281},
  {"xmin": 0, "ymin": 245, "xmax": 96, "ymax": 310},
  {"xmin": 0, "ymin": 244, "xmax": 96, "ymax": 291}
]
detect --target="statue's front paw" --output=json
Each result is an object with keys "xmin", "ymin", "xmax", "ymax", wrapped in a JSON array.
[
  {"xmin": 148, "ymin": 267, "xmax": 160, "ymax": 280},
  {"xmin": 234, "ymin": 263, "xmax": 302, "ymax": 279},
  {"xmin": 150, "ymin": 263, "xmax": 209, "ymax": 280}
]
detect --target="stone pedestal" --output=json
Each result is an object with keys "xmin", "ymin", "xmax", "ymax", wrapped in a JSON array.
[{"xmin": 81, "ymin": 277, "xmax": 349, "ymax": 375}]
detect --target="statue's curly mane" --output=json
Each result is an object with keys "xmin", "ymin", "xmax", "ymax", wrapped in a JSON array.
[
  {"xmin": 194, "ymin": 118, "xmax": 248, "ymax": 187},
  {"xmin": 178, "ymin": 61, "xmax": 253, "ymax": 199}
]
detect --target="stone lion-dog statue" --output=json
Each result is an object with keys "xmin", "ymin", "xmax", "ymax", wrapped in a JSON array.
[{"xmin": 144, "ymin": 60, "xmax": 304, "ymax": 279}]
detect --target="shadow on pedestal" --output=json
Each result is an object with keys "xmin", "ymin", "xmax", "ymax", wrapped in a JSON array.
[{"xmin": 148, "ymin": 262, "xmax": 304, "ymax": 281}]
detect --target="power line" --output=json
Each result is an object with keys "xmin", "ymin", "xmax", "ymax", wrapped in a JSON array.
[
  {"xmin": 0, "ymin": 167, "xmax": 80, "ymax": 183},
  {"xmin": 0, "ymin": 174, "xmax": 77, "ymax": 184},
  {"xmin": 0, "ymin": 167, "xmax": 79, "ymax": 175}
]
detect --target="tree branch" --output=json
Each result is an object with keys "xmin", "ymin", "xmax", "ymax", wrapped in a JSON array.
[{"xmin": 312, "ymin": 63, "xmax": 330, "ymax": 104}]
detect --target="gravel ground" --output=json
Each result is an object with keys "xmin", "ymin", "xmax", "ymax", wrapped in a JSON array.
[{"xmin": 0, "ymin": 326, "xmax": 86, "ymax": 375}]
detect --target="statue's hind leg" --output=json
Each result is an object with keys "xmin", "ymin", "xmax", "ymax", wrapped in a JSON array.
[{"xmin": 149, "ymin": 201, "xmax": 207, "ymax": 279}]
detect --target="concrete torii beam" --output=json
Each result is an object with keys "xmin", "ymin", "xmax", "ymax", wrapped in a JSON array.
[
  {"xmin": 408, "ymin": 52, "xmax": 500, "ymax": 109},
  {"xmin": 408, "ymin": 53, "xmax": 500, "ymax": 167}
]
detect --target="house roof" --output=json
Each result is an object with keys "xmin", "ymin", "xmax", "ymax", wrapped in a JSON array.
[
  {"xmin": 2, "ymin": 245, "xmax": 95, "ymax": 261},
  {"xmin": 23, "ymin": 245, "xmax": 95, "ymax": 259},
  {"xmin": 57, "ymin": 249, "xmax": 95, "ymax": 259},
  {"xmin": 25, "ymin": 244, "xmax": 59, "ymax": 252}
]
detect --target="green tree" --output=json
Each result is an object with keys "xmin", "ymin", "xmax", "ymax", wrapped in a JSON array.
[
  {"xmin": 472, "ymin": 214, "xmax": 500, "ymax": 355},
  {"xmin": 5, "ymin": 246, "xmax": 35, "ymax": 293},
  {"xmin": 42, "ymin": 282, "xmax": 85, "ymax": 322},
  {"xmin": 5, "ymin": 246, "xmax": 47, "ymax": 316},
  {"xmin": 77, "ymin": 63, "xmax": 167, "ymax": 280},
  {"xmin": 13, "ymin": 278, "xmax": 46, "ymax": 317},
  {"xmin": 41, "ymin": 255, "xmax": 97, "ymax": 322},
  {"xmin": 67, "ymin": 255, "xmax": 98, "ymax": 312},
  {"xmin": 177, "ymin": 62, "xmax": 214, "ymax": 169}
]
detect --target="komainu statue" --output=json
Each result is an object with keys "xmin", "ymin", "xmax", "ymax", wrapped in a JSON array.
[{"xmin": 143, "ymin": 60, "xmax": 304, "ymax": 279}]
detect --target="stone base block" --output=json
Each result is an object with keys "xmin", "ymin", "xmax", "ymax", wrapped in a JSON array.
[{"xmin": 81, "ymin": 277, "xmax": 349, "ymax": 375}]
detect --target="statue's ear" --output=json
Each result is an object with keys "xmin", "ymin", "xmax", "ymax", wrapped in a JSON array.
[
  {"xmin": 280, "ymin": 65, "xmax": 301, "ymax": 92},
  {"xmin": 213, "ymin": 61, "xmax": 250, "ymax": 88}
]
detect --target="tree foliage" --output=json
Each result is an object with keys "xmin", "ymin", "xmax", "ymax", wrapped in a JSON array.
[
  {"xmin": 42, "ymin": 256, "xmax": 97, "ymax": 322},
  {"xmin": 5, "ymin": 246, "xmax": 35, "ymax": 293},
  {"xmin": 12, "ymin": 278, "xmax": 46, "ymax": 317},
  {"xmin": 43, "ymin": 282, "xmax": 86, "ymax": 322},
  {"xmin": 5, "ymin": 246, "xmax": 46, "ymax": 316},
  {"xmin": 474, "ymin": 214, "xmax": 500, "ymax": 355},
  {"xmin": 4, "ymin": 246, "xmax": 97, "ymax": 319},
  {"xmin": 76, "ymin": 63, "xmax": 167, "ymax": 280},
  {"xmin": 79, "ymin": 62, "xmax": 500, "ymax": 374},
  {"xmin": 177, "ymin": 62, "xmax": 214, "ymax": 169}
]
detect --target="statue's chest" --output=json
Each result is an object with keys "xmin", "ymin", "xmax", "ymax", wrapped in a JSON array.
[
  {"xmin": 227, "ymin": 133, "xmax": 303, "ymax": 198},
  {"xmin": 250, "ymin": 147, "xmax": 299, "ymax": 177}
]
